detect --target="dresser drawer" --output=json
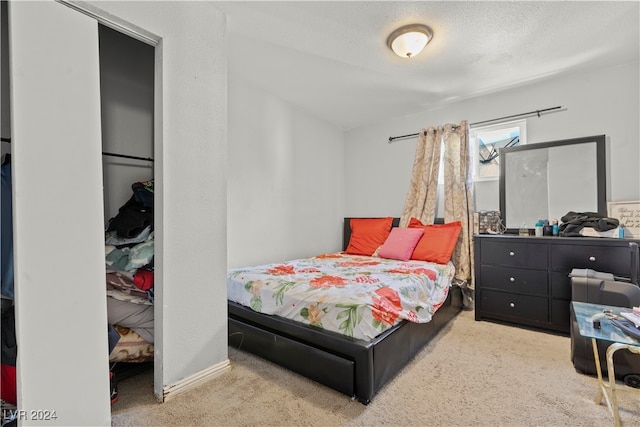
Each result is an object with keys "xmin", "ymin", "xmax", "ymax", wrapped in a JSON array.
[
  {"xmin": 473, "ymin": 236, "xmax": 639, "ymax": 334},
  {"xmin": 550, "ymin": 299, "xmax": 570, "ymax": 333},
  {"xmin": 481, "ymin": 266, "xmax": 548, "ymax": 296},
  {"xmin": 550, "ymin": 271, "xmax": 572, "ymax": 300},
  {"xmin": 481, "ymin": 240, "xmax": 548, "ymax": 269},
  {"xmin": 550, "ymin": 244, "xmax": 633, "ymax": 275},
  {"xmin": 480, "ymin": 290, "xmax": 548, "ymax": 323}
]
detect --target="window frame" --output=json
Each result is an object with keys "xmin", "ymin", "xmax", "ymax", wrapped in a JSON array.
[{"xmin": 470, "ymin": 119, "xmax": 527, "ymax": 182}]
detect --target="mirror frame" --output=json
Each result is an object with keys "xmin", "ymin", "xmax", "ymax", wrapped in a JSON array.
[{"xmin": 499, "ymin": 134, "xmax": 607, "ymax": 233}]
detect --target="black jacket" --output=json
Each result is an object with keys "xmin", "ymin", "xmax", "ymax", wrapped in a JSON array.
[{"xmin": 559, "ymin": 211, "xmax": 619, "ymax": 237}]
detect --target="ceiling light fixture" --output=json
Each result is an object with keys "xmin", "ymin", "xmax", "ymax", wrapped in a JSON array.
[{"xmin": 386, "ymin": 24, "xmax": 433, "ymax": 59}]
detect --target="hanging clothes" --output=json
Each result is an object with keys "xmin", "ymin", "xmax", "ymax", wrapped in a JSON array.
[
  {"xmin": 1, "ymin": 158, "xmax": 14, "ymax": 300},
  {"xmin": 1, "ymin": 302, "xmax": 16, "ymax": 405}
]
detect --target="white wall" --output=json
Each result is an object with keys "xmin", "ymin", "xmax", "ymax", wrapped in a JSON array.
[
  {"xmin": 9, "ymin": 1, "xmax": 228, "ymax": 424},
  {"xmin": 227, "ymin": 76, "xmax": 345, "ymax": 268},
  {"xmin": 344, "ymin": 61, "xmax": 640, "ymax": 217}
]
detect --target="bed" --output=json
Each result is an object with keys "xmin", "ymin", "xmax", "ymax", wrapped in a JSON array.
[{"xmin": 227, "ymin": 217, "xmax": 464, "ymax": 404}]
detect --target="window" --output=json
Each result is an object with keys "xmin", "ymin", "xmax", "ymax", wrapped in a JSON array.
[{"xmin": 470, "ymin": 120, "xmax": 527, "ymax": 181}]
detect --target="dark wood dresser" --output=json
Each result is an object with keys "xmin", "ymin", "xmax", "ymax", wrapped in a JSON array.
[{"xmin": 474, "ymin": 235, "xmax": 640, "ymax": 333}]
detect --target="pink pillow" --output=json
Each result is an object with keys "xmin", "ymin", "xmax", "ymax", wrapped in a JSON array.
[{"xmin": 378, "ymin": 227, "xmax": 425, "ymax": 261}]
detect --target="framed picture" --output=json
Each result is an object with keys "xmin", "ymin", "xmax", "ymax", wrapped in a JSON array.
[{"xmin": 608, "ymin": 200, "xmax": 640, "ymax": 238}]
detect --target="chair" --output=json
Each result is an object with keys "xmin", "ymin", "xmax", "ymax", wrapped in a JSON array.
[{"xmin": 570, "ymin": 242, "xmax": 640, "ymax": 388}]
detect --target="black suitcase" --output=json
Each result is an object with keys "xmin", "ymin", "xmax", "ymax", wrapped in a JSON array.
[{"xmin": 570, "ymin": 242, "xmax": 640, "ymax": 388}]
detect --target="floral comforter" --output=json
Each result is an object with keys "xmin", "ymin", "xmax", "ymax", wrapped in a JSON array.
[{"xmin": 227, "ymin": 253, "xmax": 455, "ymax": 341}]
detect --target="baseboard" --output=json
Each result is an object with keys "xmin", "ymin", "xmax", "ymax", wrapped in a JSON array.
[{"xmin": 162, "ymin": 359, "xmax": 231, "ymax": 402}]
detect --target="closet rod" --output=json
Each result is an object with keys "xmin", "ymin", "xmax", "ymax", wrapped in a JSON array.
[
  {"xmin": 103, "ymin": 151, "xmax": 154, "ymax": 162},
  {"xmin": 387, "ymin": 105, "xmax": 564, "ymax": 143},
  {"xmin": 2, "ymin": 138, "xmax": 154, "ymax": 163}
]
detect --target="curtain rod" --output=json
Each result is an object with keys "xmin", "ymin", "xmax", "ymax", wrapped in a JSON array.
[
  {"xmin": 1, "ymin": 138, "xmax": 153, "ymax": 162},
  {"xmin": 387, "ymin": 105, "xmax": 564, "ymax": 143}
]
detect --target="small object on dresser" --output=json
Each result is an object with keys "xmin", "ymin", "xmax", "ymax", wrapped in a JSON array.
[
  {"xmin": 552, "ymin": 219, "xmax": 559, "ymax": 236},
  {"xmin": 579, "ymin": 226, "xmax": 625, "ymax": 238},
  {"xmin": 535, "ymin": 221, "xmax": 544, "ymax": 237},
  {"xmin": 475, "ymin": 210, "xmax": 503, "ymax": 234},
  {"xmin": 519, "ymin": 225, "xmax": 530, "ymax": 236}
]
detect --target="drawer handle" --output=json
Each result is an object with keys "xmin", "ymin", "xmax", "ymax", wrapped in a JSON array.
[
  {"xmin": 509, "ymin": 277, "xmax": 515, "ymax": 282},
  {"xmin": 509, "ymin": 251, "xmax": 515, "ymax": 257},
  {"xmin": 509, "ymin": 302, "xmax": 515, "ymax": 308},
  {"xmin": 589, "ymin": 256, "xmax": 596, "ymax": 262}
]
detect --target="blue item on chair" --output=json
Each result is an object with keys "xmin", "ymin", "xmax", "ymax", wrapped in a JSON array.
[{"xmin": 610, "ymin": 319, "xmax": 640, "ymax": 340}]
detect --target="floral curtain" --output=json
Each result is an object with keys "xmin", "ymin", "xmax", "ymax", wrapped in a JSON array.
[
  {"xmin": 442, "ymin": 122, "xmax": 474, "ymax": 299},
  {"xmin": 399, "ymin": 127, "xmax": 441, "ymax": 227},
  {"xmin": 400, "ymin": 121, "xmax": 475, "ymax": 307}
]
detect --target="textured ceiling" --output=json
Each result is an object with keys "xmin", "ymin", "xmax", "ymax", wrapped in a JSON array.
[{"xmin": 214, "ymin": 1, "xmax": 640, "ymax": 130}]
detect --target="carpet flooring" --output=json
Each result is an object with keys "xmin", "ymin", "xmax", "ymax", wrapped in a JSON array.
[{"xmin": 111, "ymin": 309, "xmax": 640, "ymax": 426}]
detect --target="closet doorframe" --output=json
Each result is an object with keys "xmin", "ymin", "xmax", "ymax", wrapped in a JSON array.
[
  {"xmin": 57, "ymin": 0, "xmax": 166, "ymax": 403},
  {"xmin": 58, "ymin": 0, "xmax": 230, "ymax": 405}
]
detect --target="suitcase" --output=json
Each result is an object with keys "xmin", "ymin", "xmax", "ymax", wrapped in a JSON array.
[{"xmin": 570, "ymin": 242, "xmax": 640, "ymax": 388}]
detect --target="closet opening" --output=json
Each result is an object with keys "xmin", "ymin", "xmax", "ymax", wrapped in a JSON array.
[{"xmin": 98, "ymin": 23, "xmax": 156, "ymax": 405}]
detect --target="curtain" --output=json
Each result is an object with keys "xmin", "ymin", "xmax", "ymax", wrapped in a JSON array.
[
  {"xmin": 442, "ymin": 121, "xmax": 474, "ymax": 304},
  {"xmin": 400, "ymin": 121, "xmax": 475, "ymax": 307},
  {"xmin": 399, "ymin": 127, "xmax": 441, "ymax": 227}
]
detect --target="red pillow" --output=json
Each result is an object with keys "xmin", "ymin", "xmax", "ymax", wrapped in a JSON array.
[
  {"xmin": 345, "ymin": 217, "xmax": 394, "ymax": 256},
  {"xmin": 378, "ymin": 227, "xmax": 425, "ymax": 261},
  {"xmin": 408, "ymin": 217, "xmax": 462, "ymax": 263}
]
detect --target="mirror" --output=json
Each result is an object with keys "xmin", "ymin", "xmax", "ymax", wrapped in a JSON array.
[{"xmin": 499, "ymin": 135, "xmax": 606, "ymax": 231}]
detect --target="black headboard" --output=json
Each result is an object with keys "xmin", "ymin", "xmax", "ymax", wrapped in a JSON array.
[{"xmin": 342, "ymin": 217, "xmax": 445, "ymax": 251}]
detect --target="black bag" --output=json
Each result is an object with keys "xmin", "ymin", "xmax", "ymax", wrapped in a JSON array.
[
  {"xmin": 107, "ymin": 196, "xmax": 153, "ymax": 238},
  {"xmin": 1, "ymin": 304, "xmax": 16, "ymax": 366}
]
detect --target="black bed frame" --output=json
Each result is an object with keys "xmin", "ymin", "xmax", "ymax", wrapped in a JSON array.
[{"xmin": 227, "ymin": 217, "xmax": 463, "ymax": 404}]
